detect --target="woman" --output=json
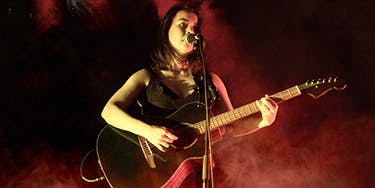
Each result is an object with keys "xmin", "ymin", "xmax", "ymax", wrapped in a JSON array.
[
  {"xmin": 101, "ymin": 3, "xmax": 278, "ymax": 152},
  {"xmin": 100, "ymin": 3, "xmax": 278, "ymax": 187}
]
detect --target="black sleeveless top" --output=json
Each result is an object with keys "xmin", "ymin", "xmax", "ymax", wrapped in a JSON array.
[{"xmin": 137, "ymin": 70, "xmax": 218, "ymax": 117}]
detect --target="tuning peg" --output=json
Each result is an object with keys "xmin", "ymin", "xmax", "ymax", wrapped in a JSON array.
[{"xmin": 328, "ymin": 77, "xmax": 332, "ymax": 83}]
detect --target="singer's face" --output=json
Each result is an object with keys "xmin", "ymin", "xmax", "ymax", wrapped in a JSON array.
[{"xmin": 168, "ymin": 10, "xmax": 198, "ymax": 55}]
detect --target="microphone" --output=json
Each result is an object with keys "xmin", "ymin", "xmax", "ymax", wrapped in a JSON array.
[{"xmin": 185, "ymin": 33, "xmax": 200, "ymax": 44}]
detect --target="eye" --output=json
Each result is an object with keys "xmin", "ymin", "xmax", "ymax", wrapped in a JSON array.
[{"xmin": 179, "ymin": 22, "xmax": 187, "ymax": 29}]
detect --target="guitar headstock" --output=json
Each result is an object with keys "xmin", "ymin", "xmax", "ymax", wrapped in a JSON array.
[{"xmin": 298, "ymin": 76, "xmax": 347, "ymax": 99}]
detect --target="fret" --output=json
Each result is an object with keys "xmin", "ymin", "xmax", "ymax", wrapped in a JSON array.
[
  {"xmin": 235, "ymin": 107, "xmax": 245, "ymax": 118},
  {"xmin": 211, "ymin": 117, "xmax": 219, "ymax": 129},
  {"xmin": 227, "ymin": 113, "xmax": 235, "ymax": 122},
  {"xmin": 225, "ymin": 114, "xmax": 231, "ymax": 124},
  {"xmin": 201, "ymin": 122, "xmax": 206, "ymax": 133},
  {"xmin": 233, "ymin": 110, "xmax": 242, "ymax": 119},
  {"xmin": 287, "ymin": 88, "xmax": 292, "ymax": 99},
  {"xmin": 216, "ymin": 115, "xmax": 224, "ymax": 127},
  {"xmin": 214, "ymin": 117, "xmax": 221, "ymax": 129},
  {"xmin": 244, "ymin": 104, "xmax": 252, "ymax": 116},
  {"xmin": 242, "ymin": 108, "xmax": 248, "ymax": 116},
  {"xmin": 248, "ymin": 103, "xmax": 258, "ymax": 114},
  {"xmin": 284, "ymin": 90, "xmax": 290, "ymax": 98},
  {"xmin": 197, "ymin": 122, "xmax": 204, "ymax": 134}
]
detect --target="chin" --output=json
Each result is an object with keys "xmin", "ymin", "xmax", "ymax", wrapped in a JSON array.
[{"xmin": 178, "ymin": 50, "xmax": 192, "ymax": 56}]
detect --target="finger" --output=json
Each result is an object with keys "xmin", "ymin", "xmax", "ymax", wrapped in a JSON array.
[
  {"xmin": 264, "ymin": 95, "xmax": 278, "ymax": 107},
  {"xmin": 261, "ymin": 98, "xmax": 274, "ymax": 113},
  {"xmin": 160, "ymin": 127, "xmax": 178, "ymax": 140},
  {"xmin": 156, "ymin": 144, "xmax": 166, "ymax": 152},
  {"xmin": 257, "ymin": 100, "xmax": 268, "ymax": 114},
  {"xmin": 159, "ymin": 140, "xmax": 170, "ymax": 148},
  {"xmin": 255, "ymin": 100, "xmax": 263, "ymax": 112},
  {"xmin": 162, "ymin": 134, "xmax": 175, "ymax": 143},
  {"xmin": 263, "ymin": 97, "xmax": 279, "ymax": 111},
  {"xmin": 164, "ymin": 130, "xmax": 178, "ymax": 140},
  {"xmin": 256, "ymin": 100, "xmax": 261, "ymax": 109}
]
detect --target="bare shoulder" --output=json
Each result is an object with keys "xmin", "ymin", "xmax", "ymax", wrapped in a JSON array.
[
  {"xmin": 129, "ymin": 68, "xmax": 152, "ymax": 86},
  {"xmin": 133, "ymin": 68, "xmax": 151, "ymax": 78},
  {"xmin": 209, "ymin": 72, "xmax": 220, "ymax": 80}
]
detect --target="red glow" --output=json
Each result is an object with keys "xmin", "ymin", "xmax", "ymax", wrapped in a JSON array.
[
  {"xmin": 4, "ymin": 0, "xmax": 372, "ymax": 187},
  {"xmin": 153, "ymin": 0, "xmax": 179, "ymax": 18},
  {"xmin": 212, "ymin": 111, "xmax": 374, "ymax": 187},
  {"xmin": 3, "ymin": 142, "xmax": 106, "ymax": 188},
  {"xmin": 33, "ymin": 0, "xmax": 61, "ymax": 33},
  {"xmin": 87, "ymin": 0, "xmax": 115, "ymax": 30}
]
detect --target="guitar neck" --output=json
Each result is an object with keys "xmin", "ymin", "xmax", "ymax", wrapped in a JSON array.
[{"xmin": 194, "ymin": 85, "xmax": 302, "ymax": 134}]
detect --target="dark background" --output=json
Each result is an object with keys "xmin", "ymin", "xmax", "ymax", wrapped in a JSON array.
[{"xmin": 1, "ymin": 0, "xmax": 374, "ymax": 187}]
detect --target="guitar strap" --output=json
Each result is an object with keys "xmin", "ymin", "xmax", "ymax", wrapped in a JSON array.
[{"xmin": 193, "ymin": 72, "xmax": 219, "ymax": 108}]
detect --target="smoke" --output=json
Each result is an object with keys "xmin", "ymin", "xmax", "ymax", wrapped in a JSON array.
[
  {"xmin": 2, "ymin": 0, "xmax": 373, "ymax": 187},
  {"xmin": 213, "ymin": 109, "xmax": 374, "ymax": 188},
  {"xmin": 196, "ymin": 3, "xmax": 375, "ymax": 186},
  {"xmin": 2, "ymin": 142, "xmax": 106, "ymax": 188}
]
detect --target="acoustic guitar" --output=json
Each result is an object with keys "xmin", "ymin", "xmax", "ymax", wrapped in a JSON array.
[{"xmin": 96, "ymin": 77, "xmax": 346, "ymax": 188}]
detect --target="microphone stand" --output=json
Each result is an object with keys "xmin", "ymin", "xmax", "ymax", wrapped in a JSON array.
[{"xmin": 196, "ymin": 37, "xmax": 215, "ymax": 188}]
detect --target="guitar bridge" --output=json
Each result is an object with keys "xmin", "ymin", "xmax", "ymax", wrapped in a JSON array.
[{"xmin": 138, "ymin": 136, "xmax": 156, "ymax": 168}]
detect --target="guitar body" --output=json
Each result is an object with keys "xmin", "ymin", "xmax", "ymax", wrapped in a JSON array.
[{"xmin": 96, "ymin": 102, "xmax": 208, "ymax": 188}]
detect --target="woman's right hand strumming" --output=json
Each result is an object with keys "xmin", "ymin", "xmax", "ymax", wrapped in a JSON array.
[{"xmin": 143, "ymin": 125, "xmax": 178, "ymax": 152}]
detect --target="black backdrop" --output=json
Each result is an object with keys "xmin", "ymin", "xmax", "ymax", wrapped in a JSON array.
[{"xmin": 1, "ymin": 0, "xmax": 374, "ymax": 187}]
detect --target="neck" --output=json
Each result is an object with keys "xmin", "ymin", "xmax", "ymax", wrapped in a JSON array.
[{"xmin": 171, "ymin": 59, "xmax": 190, "ymax": 72}]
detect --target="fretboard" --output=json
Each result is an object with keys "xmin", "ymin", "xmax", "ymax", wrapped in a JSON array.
[{"xmin": 194, "ymin": 85, "xmax": 302, "ymax": 134}]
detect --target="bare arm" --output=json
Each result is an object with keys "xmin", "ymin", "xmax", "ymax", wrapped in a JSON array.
[
  {"xmin": 210, "ymin": 72, "xmax": 234, "ymax": 112},
  {"xmin": 101, "ymin": 69, "xmax": 177, "ymax": 151}
]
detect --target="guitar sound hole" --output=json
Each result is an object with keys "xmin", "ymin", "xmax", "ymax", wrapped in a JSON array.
[{"xmin": 171, "ymin": 126, "xmax": 198, "ymax": 150}]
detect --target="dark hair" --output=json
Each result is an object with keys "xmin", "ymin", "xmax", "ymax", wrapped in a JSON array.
[{"xmin": 149, "ymin": 4, "xmax": 202, "ymax": 72}]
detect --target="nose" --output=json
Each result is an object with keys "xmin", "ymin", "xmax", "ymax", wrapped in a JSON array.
[{"xmin": 186, "ymin": 26, "xmax": 195, "ymax": 34}]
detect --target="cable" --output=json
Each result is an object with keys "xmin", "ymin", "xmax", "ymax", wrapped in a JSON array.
[{"xmin": 80, "ymin": 149, "xmax": 105, "ymax": 183}]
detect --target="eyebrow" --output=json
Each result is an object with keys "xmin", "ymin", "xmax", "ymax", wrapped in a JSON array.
[
  {"xmin": 176, "ymin": 17, "xmax": 198, "ymax": 25},
  {"xmin": 176, "ymin": 18, "xmax": 190, "ymax": 22}
]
